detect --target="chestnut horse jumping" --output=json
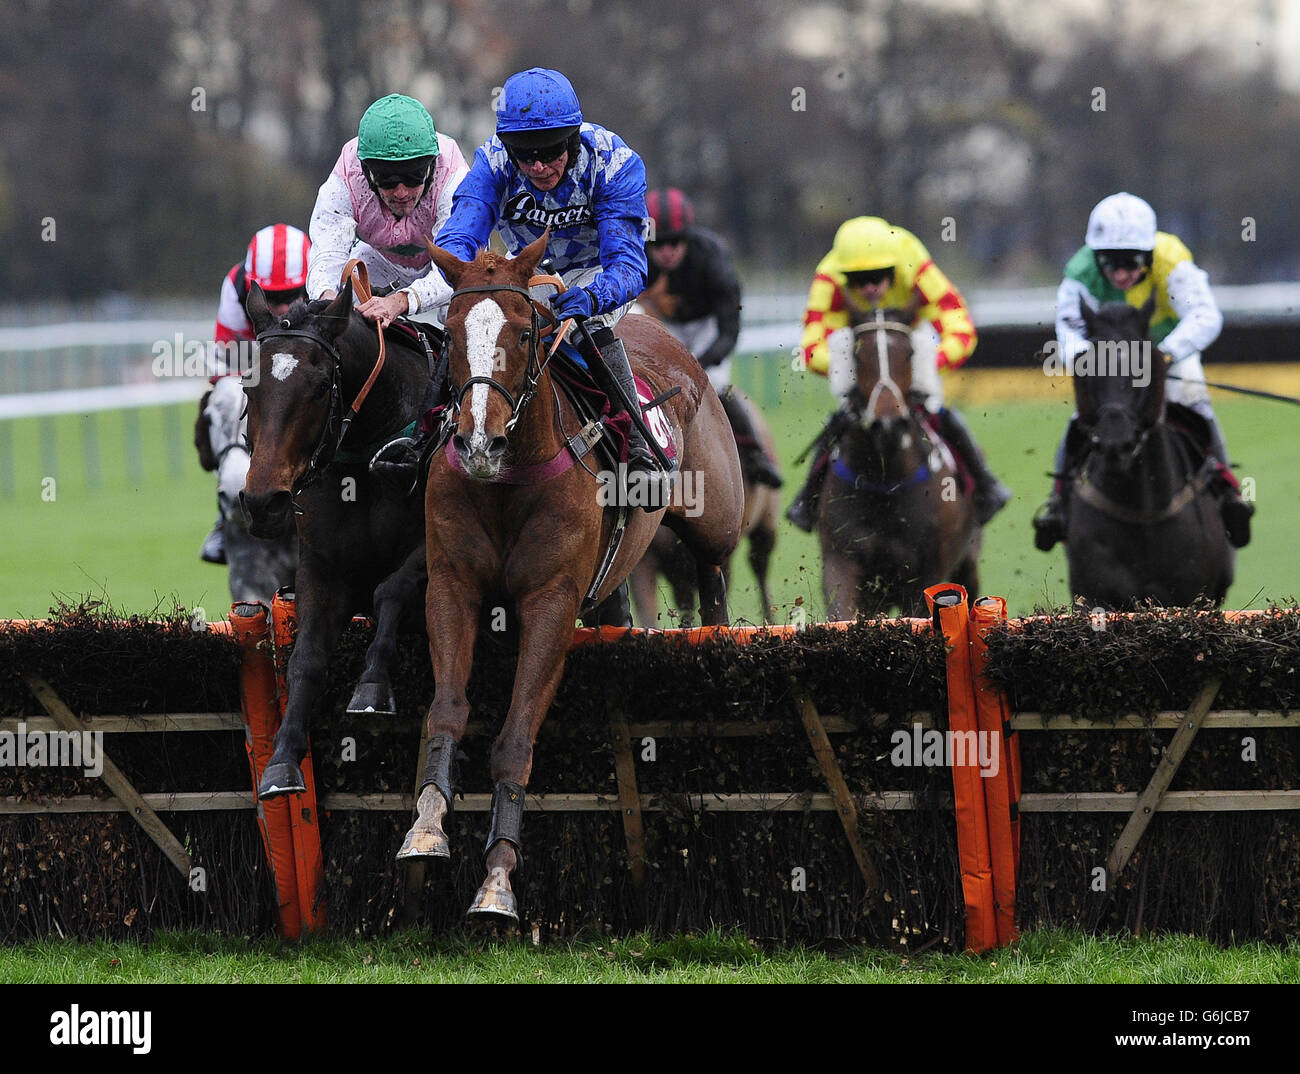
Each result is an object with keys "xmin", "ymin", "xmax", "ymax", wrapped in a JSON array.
[{"xmin": 400, "ymin": 234, "xmax": 744, "ymax": 922}]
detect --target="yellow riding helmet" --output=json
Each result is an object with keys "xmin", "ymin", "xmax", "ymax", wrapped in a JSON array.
[{"xmin": 830, "ymin": 216, "xmax": 903, "ymax": 273}]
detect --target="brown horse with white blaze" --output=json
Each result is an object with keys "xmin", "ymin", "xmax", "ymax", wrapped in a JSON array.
[
  {"xmin": 818, "ymin": 308, "xmax": 980, "ymax": 617},
  {"xmin": 401, "ymin": 233, "xmax": 744, "ymax": 922}
]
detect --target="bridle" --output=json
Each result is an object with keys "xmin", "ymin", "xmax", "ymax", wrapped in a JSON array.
[
  {"xmin": 443, "ymin": 275, "xmax": 569, "ymax": 434},
  {"xmin": 849, "ymin": 314, "xmax": 917, "ymax": 426},
  {"xmin": 251, "ymin": 260, "xmax": 391, "ymax": 497},
  {"xmin": 1083, "ymin": 400, "xmax": 1155, "ymax": 469},
  {"xmin": 833, "ymin": 313, "xmax": 942, "ymax": 495},
  {"xmin": 252, "ymin": 321, "xmax": 349, "ymax": 497}
]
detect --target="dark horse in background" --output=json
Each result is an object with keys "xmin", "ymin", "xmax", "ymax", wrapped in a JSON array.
[
  {"xmin": 1063, "ymin": 297, "xmax": 1233, "ymax": 608},
  {"xmin": 398, "ymin": 234, "xmax": 744, "ymax": 922},
  {"xmin": 630, "ymin": 385, "xmax": 779, "ymax": 625},
  {"xmin": 818, "ymin": 307, "xmax": 980, "ymax": 618},
  {"xmin": 240, "ymin": 276, "xmax": 432, "ymax": 796}
]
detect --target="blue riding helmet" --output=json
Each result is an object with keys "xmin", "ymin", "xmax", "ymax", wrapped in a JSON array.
[{"xmin": 495, "ymin": 68, "xmax": 582, "ymax": 149}]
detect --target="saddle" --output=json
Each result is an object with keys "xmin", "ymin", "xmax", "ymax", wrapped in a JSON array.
[{"xmin": 914, "ymin": 404, "xmax": 976, "ymax": 500}]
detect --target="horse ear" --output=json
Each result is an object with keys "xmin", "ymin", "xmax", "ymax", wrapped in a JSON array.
[
  {"xmin": 246, "ymin": 281, "xmax": 274, "ymax": 334},
  {"xmin": 319, "ymin": 279, "xmax": 353, "ymax": 340},
  {"xmin": 427, "ymin": 240, "xmax": 468, "ymax": 290},
  {"xmin": 1139, "ymin": 292, "xmax": 1156, "ymax": 330},
  {"xmin": 902, "ymin": 288, "xmax": 924, "ymax": 325},
  {"xmin": 513, "ymin": 229, "xmax": 551, "ymax": 278},
  {"xmin": 1080, "ymin": 300, "xmax": 1098, "ymax": 338}
]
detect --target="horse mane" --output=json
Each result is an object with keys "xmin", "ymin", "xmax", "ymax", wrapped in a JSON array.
[{"xmin": 279, "ymin": 297, "xmax": 424, "ymax": 360}]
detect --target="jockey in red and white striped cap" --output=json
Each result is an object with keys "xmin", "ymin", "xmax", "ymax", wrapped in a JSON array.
[
  {"xmin": 212, "ymin": 223, "xmax": 310, "ymax": 368},
  {"xmin": 200, "ymin": 223, "xmax": 310, "ymax": 565}
]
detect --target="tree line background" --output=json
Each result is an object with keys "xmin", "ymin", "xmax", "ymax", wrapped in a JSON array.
[{"xmin": 2, "ymin": 0, "xmax": 1298, "ymax": 303}]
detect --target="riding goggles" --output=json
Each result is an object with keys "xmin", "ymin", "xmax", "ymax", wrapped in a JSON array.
[
  {"xmin": 1095, "ymin": 250, "xmax": 1151, "ymax": 273},
  {"xmin": 368, "ymin": 165, "xmax": 431, "ymax": 190},
  {"xmin": 509, "ymin": 141, "xmax": 569, "ymax": 165},
  {"xmin": 844, "ymin": 267, "xmax": 895, "ymax": 288}
]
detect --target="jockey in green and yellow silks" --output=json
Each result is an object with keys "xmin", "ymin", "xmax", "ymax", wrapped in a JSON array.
[
  {"xmin": 1034, "ymin": 192, "xmax": 1253, "ymax": 550},
  {"xmin": 787, "ymin": 216, "xmax": 1010, "ymax": 532}
]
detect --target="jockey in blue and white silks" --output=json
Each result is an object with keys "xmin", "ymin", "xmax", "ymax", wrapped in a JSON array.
[
  {"xmin": 427, "ymin": 68, "xmax": 661, "ymax": 487},
  {"xmin": 436, "ymin": 123, "xmax": 648, "ymax": 318}
]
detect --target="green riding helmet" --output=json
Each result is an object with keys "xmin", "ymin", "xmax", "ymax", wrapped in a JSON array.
[{"xmin": 358, "ymin": 94, "xmax": 440, "ymax": 161}]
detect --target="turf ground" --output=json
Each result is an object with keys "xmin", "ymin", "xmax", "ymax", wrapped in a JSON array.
[
  {"xmin": 1, "ymin": 360, "xmax": 1297, "ymax": 620},
  {"xmin": 2, "ymin": 927, "xmax": 1298, "ymax": 983}
]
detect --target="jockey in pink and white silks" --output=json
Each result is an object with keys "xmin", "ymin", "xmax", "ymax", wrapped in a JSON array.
[
  {"xmin": 306, "ymin": 94, "xmax": 469, "ymax": 326},
  {"xmin": 1033, "ymin": 193, "xmax": 1253, "ymax": 550},
  {"xmin": 197, "ymin": 223, "xmax": 302, "ymax": 601}
]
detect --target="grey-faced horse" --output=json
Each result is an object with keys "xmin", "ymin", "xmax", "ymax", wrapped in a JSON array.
[{"xmin": 199, "ymin": 374, "xmax": 297, "ymax": 604}]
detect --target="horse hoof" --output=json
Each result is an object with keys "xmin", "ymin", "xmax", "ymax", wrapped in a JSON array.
[
  {"xmin": 346, "ymin": 681, "xmax": 398, "ymax": 716},
  {"xmin": 258, "ymin": 762, "xmax": 305, "ymax": 798},
  {"xmin": 467, "ymin": 868, "xmax": 518, "ymax": 923},
  {"xmin": 395, "ymin": 827, "xmax": 450, "ymax": 861}
]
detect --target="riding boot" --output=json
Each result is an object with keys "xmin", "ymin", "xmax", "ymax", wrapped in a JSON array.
[
  {"xmin": 199, "ymin": 511, "xmax": 226, "ymax": 565},
  {"xmin": 1032, "ymin": 425, "xmax": 1074, "ymax": 551},
  {"xmin": 584, "ymin": 327, "xmax": 660, "ymax": 473},
  {"xmin": 937, "ymin": 406, "xmax": 1012, "ymax": 525},
  {"xmin": 371, "ymin": 351, "xmax": 451, "ymax": 494},
  {"xmin": 719, "ymin": 386, "xmax": 783, "ymax": 488},
  {"xmin": 1205, "ymin": 416, "xmax": 1253, "ymax": 548},
  {"xmin": 785, "ymin": 409, "xmax": 855, "ymax": 532},
  {"xmin": 580, "ymin": 325, "xmax": 674, "ymax": 514}
]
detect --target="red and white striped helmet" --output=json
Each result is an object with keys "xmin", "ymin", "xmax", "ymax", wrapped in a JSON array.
[
  {"xmin": 244, "ymin": 223, "xmax": 310, "ymax": 291},
  {"xmin": 645, "ymin": 188, "xmax": 695, "ymax": 240}
]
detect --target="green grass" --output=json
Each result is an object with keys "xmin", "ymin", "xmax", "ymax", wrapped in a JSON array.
[
  {"xmin": 1, "ymin": 365, "xmax": 1296, "ymax": 621},
  {"xmin": 2, "ymin": 927, "xmax": 1297, "ymax": 983}
]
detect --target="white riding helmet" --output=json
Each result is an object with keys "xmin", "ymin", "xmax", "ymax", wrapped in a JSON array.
[{"xmin": 1086, "ymin": 193, "xmax": 1157, "ymax": 252}]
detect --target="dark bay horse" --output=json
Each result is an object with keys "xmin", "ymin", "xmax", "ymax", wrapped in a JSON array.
[
  {"xmin": 818, "ymin": 309, "xmax": 979, "ymax": 618},
  {"xmin": 1064, "ymin": 298, "xmax": 1233, "ymax": 607},
  {"xmin": 630, "ymin": 385, "xmax": 779, "ymax": 625},
  {"xmin": 400, "ymin": 234, "xmax": 744, "ymax": 922},
  {"xmin": 240, "ymin": 279, "xmax": 432, "ymax": 796}
]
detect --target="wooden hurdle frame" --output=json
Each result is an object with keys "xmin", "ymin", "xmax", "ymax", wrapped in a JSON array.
[{"xmin": 4, "ymin": 600, "xmax": 1299, "ymax": 949}]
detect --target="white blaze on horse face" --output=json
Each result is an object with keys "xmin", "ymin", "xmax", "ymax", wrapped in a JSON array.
[
  {"xmin": 270, "ymin": 352, "xmax": 299, "ymax": 382},
  {"xmin": 464, "ymin": 298, "xmax": 508, "ymax": 451},
  {"xmin": 861, "ymin": 319, "xmax": 905, "ymax": 421}
]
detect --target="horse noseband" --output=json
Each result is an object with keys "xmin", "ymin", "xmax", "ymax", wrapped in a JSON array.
[{"xmin": 445, "ymin": 283, "xmax": 550, "ymax": 433}]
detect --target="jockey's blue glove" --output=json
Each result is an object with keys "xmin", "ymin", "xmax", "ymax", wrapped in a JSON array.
[{"xmin": 552, "ymin": 286, "xmax": 596, "ymax": 321}]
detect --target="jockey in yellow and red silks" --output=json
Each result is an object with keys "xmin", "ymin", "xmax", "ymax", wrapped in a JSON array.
[{"xmin": 787, "ymin": 216, "xmax": 1010, "ymax": 532}]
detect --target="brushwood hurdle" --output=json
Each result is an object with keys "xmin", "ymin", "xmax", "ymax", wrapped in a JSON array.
[{"xmin": 2, "ymin": 593, "xmax": 1298, "ymax": 947}]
